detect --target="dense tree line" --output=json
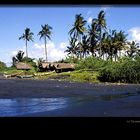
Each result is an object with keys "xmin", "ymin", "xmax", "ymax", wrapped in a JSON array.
[{"xmin": 65, "ymin": 10, "xmax": 140, "ymax": 61}]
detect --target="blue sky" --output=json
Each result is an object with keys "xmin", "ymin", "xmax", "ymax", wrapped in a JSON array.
[{"xmin": 0, "ymin": 6, "xmax": 140, "ymax": 66}]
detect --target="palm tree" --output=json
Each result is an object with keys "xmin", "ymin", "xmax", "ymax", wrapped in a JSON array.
[
  {"xmin": 38, "ymin": 24, "xmax": 53, "ymax": 62},
  {"xmin": 69, "ymin": 14, "xmax": 87, "ymax": 59},
  {"xmin": 19, "ymin": 28, "xmax": 34, "ymax": 58},
  {"xmin": 101, "ymin": 32, "xmax": 109, "ymax": 60},
  {"xmin": 104, "ymin": 30, "xmax": 116, "ymax": 61},
  {"xmin": 12, "ymin": 50, "xmax": 24, "ymax": 66},
  {"xmin": 81, "ymin": 35, "xmax": 90, "ymax": 58},
  {"xmin": 96, "ymin": 10, "xmax": 107, "ymax": 57},
  {"xmin": 116, "ymin": 30, "xmax": 127, "ymax": 58},
  {"xmin": 65, "ymin": 37, "xmax": 78, "ymax": 60},
  {"xmin": 88, "ymin": 19, "xmax": 98, "ymax": 57},
  {"xmin": 127, "ymin": 41, "xmax": 140, "ymax": 58}
]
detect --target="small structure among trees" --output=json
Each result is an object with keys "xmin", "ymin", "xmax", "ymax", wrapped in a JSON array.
[
  {"xmin": 15, "ymin": 62, "xmax": 32, "ymax": 70},
  {"xmin": 39, "ymin": 62, "xmax": 76, "ymax": 73}
]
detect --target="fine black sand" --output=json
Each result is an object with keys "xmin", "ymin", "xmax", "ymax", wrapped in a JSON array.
[
  {"xmin": 0, "ymin": 78, "xmax": 140, "ymax": 117},
  {"xmin": 0, "ymin": 78, "xmax": 140, "ymax": 98}
]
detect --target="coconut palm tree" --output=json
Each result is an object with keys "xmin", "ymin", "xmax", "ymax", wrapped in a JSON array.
[
  {"xmin": 16, "ymin": 50, "xmax": 24, "ymax": 62},
  {"xmin": 104, "ymin": 30, "xmax": 116, "ymax": 61},
  {"xmin": 69, "ymin": 14, "xmax": 87, "ymax": 59},
  {"xmin": 65, "ymin": 37, "xmax": 78, "ymax": 59},
  {"xmin": 38, "ymin": 24, "xmax": 52, "ymax": 62},
  {"xmin": 96, "ymin": 10, "xmax": 107, "ymax": 57},
  {"xmin": 127, "ymin": 41, "xmax": 140, "ymax": 58},
  {"xmin": 80, "ymin": 35, "xmax": 90, "ymax": 58},
  {"xmin": 88, "ymin": 19, "xmax": 98, "ymax": 57},
  {"xmin": 19, "ymin": 28, "xmax": 34, "ymax": 58}
]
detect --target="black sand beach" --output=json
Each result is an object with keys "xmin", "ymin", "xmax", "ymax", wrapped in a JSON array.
[
  {"xmin": 0, "ymin": 78, "xmax": 140, "ymax": 98},
  {"xmin": 0, "ymin": 78, "xmax": 140, "ymax": 117}
]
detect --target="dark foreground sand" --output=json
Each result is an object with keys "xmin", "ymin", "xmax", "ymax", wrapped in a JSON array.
[
  {"xmin": 0, "ymin": 78, "xmax": 140, "ymax": 98},
  {"xmin": 1, "ymin": 78, "xmax": 140, "ymax": 117}
]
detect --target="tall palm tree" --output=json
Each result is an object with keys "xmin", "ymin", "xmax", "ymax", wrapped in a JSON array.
[
  {"xmin": 38, "ymin": 24, "xmax": 52, "ymax": 62},
  {"xmin": 69, "ymin": 14, "xmax": 87, "ymax": 59},
  {"xmin": 96, "ymin": 10, "xmax": 107, "ymax": 57},
  {"xmin": 19, "ymin": 28, "xmax": 34, "ymax": 58},
  {"xmin": 88, "ymin": 19, "xmax": 98, "ymax": 57}
]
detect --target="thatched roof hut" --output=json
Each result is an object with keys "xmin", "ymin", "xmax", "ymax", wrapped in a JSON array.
[
  {"xmin": 41, "ymin": 62, "xmax": 51, "ymax": 69},
  {"xmin": 15, "ymin": 62, "xmax": 32, "ymax": 70},
  {"xmin": 41, "ymin": 62, "xmax": 76, "ymax": 69},
  {"xmin": 54, "ymin": 63, "xmax": 76, "ymax": 69}
]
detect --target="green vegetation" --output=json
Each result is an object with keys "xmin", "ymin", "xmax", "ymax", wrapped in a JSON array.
[
  {"xmin": 0, "ymin": 10, "xmax": 140, "ymax": 84},
  {"xmin": 2, "ymin": 67, "xmax": 36, "ymax": 76},
  {"xmin": 70, "ymin": 70, "xmax": 99, "ymax": 83},
  {"xmin": 0, "ymin": 61, "xmax": 6, "ymax": 70},
  {"xmin": 99, "ymin": 57, "xmax": 140, "ymax": 83}
]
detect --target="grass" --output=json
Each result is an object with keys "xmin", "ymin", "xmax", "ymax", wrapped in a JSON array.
[
  {"xmin": 69, "ymin": 70, "xmax": 99, "ymax": 83},
  {"xmin": 33, "ymin": 70, "xmax": 99, "ymax": 83},
  {"xmin": 0, "ymin": 66, "xmax": 102, "ymax": 83}
]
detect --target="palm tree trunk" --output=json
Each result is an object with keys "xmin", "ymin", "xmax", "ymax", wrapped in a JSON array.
[
  {"xmin": 103, "ymin": 52, "xmax": 105, "ymax": 60},
  {"xmin": 44, "ymin": 37, "xmax": 47, "ymax": 62},
  {"xmin": 119, "ymin": 50, "xmax": 121, "ymax": 58},
  {"xmin": 26, "ymin": 40, "xmax": 28, "ymax": 58},
  {"xmin": 99, "ymin": 29, "xmax": 102, "ymax": 58},
  {"xmin": 79, "ymin": 35, "xmax": 82, "ymax": 60}
]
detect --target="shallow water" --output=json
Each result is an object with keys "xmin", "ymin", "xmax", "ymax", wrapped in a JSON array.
[
  {"xmin": 0, "ymin": 98, "xmax": 68, "ymax": 116},
  {"xmin": 0, "ymin": 92, "xmax": 140, "ymax": 117}
]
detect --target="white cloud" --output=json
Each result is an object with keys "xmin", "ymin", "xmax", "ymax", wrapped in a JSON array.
[
  {"xmin": 34, "ymin": 43, "xmax": 44, "ymax": 49},
  {"xmin": 28, "ymin": 41, "xmax": 68, "ymax": 62},
  {"xmin": 100, "ymin": 5, "xmax": 110, "ymax": 11},
  {"xmin": 1, "ymin": 41, "xmax": 68, "ymax": 67},
  {"xmin": 87, "ymin": 17, "xmax": 92, "ymax": 24},
  {"xmin": 11, "ymin": 51, "xmax": 18, "ymax": 56},
  {"xmin": 60, "ymin": 42, "xmax": 67, "ymax": 49},
  {"xmin": 128, "ymin": 27, "xmax": 140, "ymax": 42}
]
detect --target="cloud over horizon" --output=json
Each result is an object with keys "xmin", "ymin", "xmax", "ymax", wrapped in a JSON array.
[
  {"xmin": 3, "ymin": 41, "xmax": 68, "ymax": 66},
  {"xmin": 128, "ymin": 27, "xmax": 140, "ymax": 42}
]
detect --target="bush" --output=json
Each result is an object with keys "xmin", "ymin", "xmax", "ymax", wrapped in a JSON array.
[
  {"xmin": 76, "ymin": 56, "xmax": 107, "ymax": 71},
  {"xmin": 99, "ymin": 57, "xmax": 140, "ymax": 83},
  {"xmin": 0, "ymin": 61, "xmax": 7, "ymax": 70},
  {"xmin": 70, "ymin": 70, "xmax": 99, "ymax": 83}
]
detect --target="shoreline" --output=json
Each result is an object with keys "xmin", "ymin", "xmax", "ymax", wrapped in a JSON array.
[{"xmin": 0, "ymin": 78, "xmax": 140, "ymax": 98}]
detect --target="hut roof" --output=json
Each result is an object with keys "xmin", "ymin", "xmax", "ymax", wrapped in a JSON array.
[
  {"xmin": 41, "ymin": 62, "xmax": 51, "ymax": 69},
  {"xmin": 15, "ymin": 62, "xmax": 32, "ymax": 70},
  {"xmin": 41, "ymin": 62, "xmax": 76, "ymax": 69},
  {"xmin": 53, "ymin": 63, "xmax": 76, "ymax": 69}
]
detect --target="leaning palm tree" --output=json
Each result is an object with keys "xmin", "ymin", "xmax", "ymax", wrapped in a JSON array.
[
  {"xmin": 69, "ymin": 14, "xmax": 87, "ymax": 59},
  {"xmin": 19, "ymin": 28, "xmax": 34, "ymax": 58},
  {"xmin": 38, "ymin": 24, "xmax": 53, "ymax": 62}
]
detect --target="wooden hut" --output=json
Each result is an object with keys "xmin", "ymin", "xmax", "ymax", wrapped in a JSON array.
[{"xmin": 54, "ymin": 63, "xmax": 76, "ymax": 73}]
